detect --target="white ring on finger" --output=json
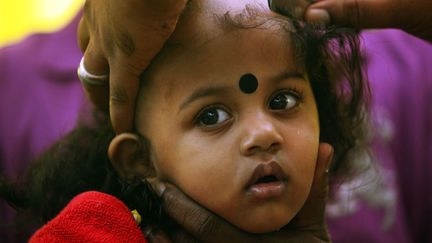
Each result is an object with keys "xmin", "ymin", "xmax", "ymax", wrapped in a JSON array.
[{"xmin": 77, "ymin": 57, "xmax": 109, "ymax": 85}]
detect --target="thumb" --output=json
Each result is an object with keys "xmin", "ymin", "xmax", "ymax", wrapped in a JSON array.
[
  {"xmin": 306, "ymin": 0, "xmax": 399, "ymax": 29},
  {"xmin": 290, "ymin": 142, "xmax": 333, "ymax": 228}
]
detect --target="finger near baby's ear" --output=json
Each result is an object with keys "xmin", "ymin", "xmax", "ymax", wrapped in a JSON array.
[
  {"xmin": 80, "ymin": 41, "xmax": 111, "ymax": 112},
  {"xmin": 308, "ymin": 142, "xmax": 333, "ymax": 204},
  {"xmin": 268, "ymin": 0, "xmax": 311, "ymax": 19},
  {"xmin": 307, "ymin": 143, "xmax": 333, "ymax": 207},
  {"xmin": 108, "ymin": 58, "xmax": 142, "ymax": 133},
  {"xmin": 315, "ymin": 142, "xmax": 333, "ymax": 179}
]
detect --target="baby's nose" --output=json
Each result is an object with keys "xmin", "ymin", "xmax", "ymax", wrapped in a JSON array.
[{"xmin": 239, "ymin": 114, "xmax": 283, "ymax": 157}]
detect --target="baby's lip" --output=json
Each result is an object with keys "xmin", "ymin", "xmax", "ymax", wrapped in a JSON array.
[{"xmin": 246, "ymin": 161, "xmax": 288, "ymax": 188}]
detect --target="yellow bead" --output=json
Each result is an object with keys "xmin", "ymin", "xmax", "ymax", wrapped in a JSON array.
[{"xmin": 131, "ymin": 209, "xmax": 142, "ymax": 225}]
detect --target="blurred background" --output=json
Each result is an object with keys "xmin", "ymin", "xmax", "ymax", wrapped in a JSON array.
[{"xmin": 0, "ymin": 0, "xmax": 84, "ymax": 47}]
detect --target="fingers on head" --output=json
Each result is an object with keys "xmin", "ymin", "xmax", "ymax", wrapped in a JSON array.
[
  {"xmin": 308, "ymin": 0, "xmax": 395, "ymax": 28},
  {"xmin": 109, "ymin": 67, "xmax": 141, "ymax": 133},
  {"xmin": 330, "ymin": 0, "xmax": 368, "ymax": 27},
  {"xmin": 83, "ymin": 41, "xmax": 110, "ymax": 75},
  {"xmin": 77, "ymin": 17, "xmax": 90, "ymax": 52},
  {"xmin": 80, "ymin": 43, "xmax": 110, "ymax": 110},
  {"xmin": 269, "ymin": 0, "xmax": 311, "ymax": 19}
]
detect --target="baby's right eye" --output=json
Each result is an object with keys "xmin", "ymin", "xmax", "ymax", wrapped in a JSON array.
[{"xmin": 196, "ymin": 107, "xmax": 230, "ymax": 127}]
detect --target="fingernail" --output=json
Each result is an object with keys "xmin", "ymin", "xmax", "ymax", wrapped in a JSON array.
[
  {"xmin": 306, "ymin": 8, "xmax": 331, "ymax": 26},
  {"xmin": 153, "ymin": 181, "xmax": 166, "ymax": 197},
  {"xmin": 145, "ymin": 227, "xmax": 171, "ymax": 243}
]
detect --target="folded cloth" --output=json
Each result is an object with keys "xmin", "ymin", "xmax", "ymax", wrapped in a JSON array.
[{"xmin": 30, "ymin": 191, "xmax": 147, "ymax": 243}]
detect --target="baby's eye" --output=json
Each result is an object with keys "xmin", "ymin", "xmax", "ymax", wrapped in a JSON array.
[
  {"xmin": 269, "ymin": 91, "xmax": 300, "ymax": 110},
  {"xmin": 197, "ymin": 107, "xmax": 230, "ymax": 126}
]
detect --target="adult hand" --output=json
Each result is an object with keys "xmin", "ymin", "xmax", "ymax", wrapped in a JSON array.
[
  {"xmin": 269, "ymin": 0, "xmax": 432, "ymax": 42},
  {"xmin": 78, "ymin": 0, "xmax": 189, "ymax": 133},
  {"xmin": 148, "ymin": 143, "xmax": 334, "ymax": 242}
]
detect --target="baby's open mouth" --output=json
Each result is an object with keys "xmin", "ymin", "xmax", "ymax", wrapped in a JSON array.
[
  {"xmin": 255, "ymin": 175, "xmax": 279, "ymax": 184},
  {"xmin": 246, "ymin": 162, "xmax": 288, "ymax": 199}
]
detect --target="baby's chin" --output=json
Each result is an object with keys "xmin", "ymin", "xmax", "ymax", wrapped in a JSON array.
[
  {"xmin": 240, "ymin": 215, "xmax": 294, "ymax": 234},
  {"xmin": 227, "ymin": 208, "xmax": 297, "ymax": 234}
]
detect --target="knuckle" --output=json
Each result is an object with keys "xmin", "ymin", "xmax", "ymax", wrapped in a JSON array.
[
  {"xmin": 195, "ymin": 213, "xmax": 219, "ymax": 238},
  {"xmin": 342, "ymin": 0, "xmax": 364, "ymax": 27},
  {"xmin": 147, "ymin": 18, "xmax": 179, "ymax": 40},
  {"xmin": 270, "ymin": 0, "xmax": 307, "ymax": 18},
  {"xmin": 110, "ymin": 86, "xmax": 131, "ymax": 106},
  {"xmin": 145, "ymin": 3, "xmax": 187, "ymax": 36},
  {"xmin": 161, "ymin": 187, "xmax": 184, "ymax": 214},
  {"xmin": 113, "ymin": 30, "xmax": 135, "ymax": 57},
  {"xmin": 162, "ymin": 188, "xmax": 178, "ymax": 205}
]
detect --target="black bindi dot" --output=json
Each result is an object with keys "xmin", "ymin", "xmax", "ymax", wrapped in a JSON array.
[{"xmin": 238, "ymin": 73, "xmax": 258, "ymax": 94}]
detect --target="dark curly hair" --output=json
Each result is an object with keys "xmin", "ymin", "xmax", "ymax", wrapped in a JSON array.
[{"xmin": 1, "ymin": 6, "xmax": 370, "ymax": 238}]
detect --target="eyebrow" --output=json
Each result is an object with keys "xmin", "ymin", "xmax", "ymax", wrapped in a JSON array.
[
  {"xmin": 270, "ymin": 71, "xmax": 306, "ymax": 83},
  {"xmin": 179, "ymin": 85, "xmax": 231, "ymax": 112},
  {"xmin": 178, "ymin": 71, "xmax": 306, "ymax": 112}
]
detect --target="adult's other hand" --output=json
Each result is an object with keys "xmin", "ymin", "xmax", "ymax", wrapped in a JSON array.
[
  {"xmin": 270, "ymin": 0, "xmax": 432, "ymax": 42},
  {"xmin": 78, "ymin": 0, "xmax": 189, "ymax": 133},
  {"xmin": 149, "ymin": 143, "xmax": 333, "ymax": 243}
]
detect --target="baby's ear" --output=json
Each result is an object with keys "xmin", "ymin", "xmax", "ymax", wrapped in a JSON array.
[{"xmin": 108, "ymin": 133, "xmax": 155, "ymax": 180}]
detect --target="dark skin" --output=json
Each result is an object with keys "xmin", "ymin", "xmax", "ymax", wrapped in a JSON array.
[
  {"xmin": 78, "ymin": 0, "xmax": 189, "ymax": 133},
  {"xmin": 78, "ymin": 0, "xmax": 432, "ymax": 134},
  {"xmin": 147, "ymin": 143, "xmax": 333, "ymax": 242},
  {"xmin": 270, "ymin": 0, "xmax": 432, "ymax": 42},
  {"xmin": 77, "ymin": 0, "xmax": 430, "ymax": 241}
]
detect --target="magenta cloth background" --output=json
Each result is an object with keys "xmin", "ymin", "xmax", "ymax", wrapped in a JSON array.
[{"xmin": 1, "ymin": 13, "xmax": 431, "ymax": 242}]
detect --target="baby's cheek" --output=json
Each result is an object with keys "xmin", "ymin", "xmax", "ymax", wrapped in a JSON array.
[{"xmin": 174, "ymin": 165, "xmax": 235, "ymax": 213}]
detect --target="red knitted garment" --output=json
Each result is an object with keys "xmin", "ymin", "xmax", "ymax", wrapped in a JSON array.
[{"xmin": 30, "ymin": 191, "xmax": 147, "ymax": 243}]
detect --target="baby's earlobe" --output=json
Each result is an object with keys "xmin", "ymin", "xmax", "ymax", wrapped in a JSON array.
[{"xmin": 108, "ymin": 133, "xmax": 155, "ymax": 179}]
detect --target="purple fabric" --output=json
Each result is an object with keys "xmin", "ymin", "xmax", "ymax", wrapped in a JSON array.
[
  {"xmin": 0, "ymin": 14, "xmax": 85, "ymax": 178},
  {"xmin": 364, "ymin": 30, "xmax": 432, "ymax": 242},
  {"xmin": 327, "ymin": 30, "xmax": 432, "ymax": 243},
  {"xmin": 0, "ymin": 12, "xmax": 431, "ymax": 242},
  {"xmin": 0, "ymin": 14, "xmax": 86, "ymax": 241}
]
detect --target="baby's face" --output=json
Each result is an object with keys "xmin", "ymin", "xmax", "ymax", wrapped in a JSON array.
[{"xmin": 136, "ymin": 0, "xmax": 319, "ymax": 233}]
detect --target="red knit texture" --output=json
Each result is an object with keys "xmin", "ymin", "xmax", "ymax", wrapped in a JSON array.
[{"xmin": 29, "ymin": 191, "xmax": 148, "ymax": 243}]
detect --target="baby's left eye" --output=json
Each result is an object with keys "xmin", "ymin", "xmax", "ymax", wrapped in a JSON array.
[{"xmin": 269, "ymin": 92, "xmax": 300, "ymax": 110}]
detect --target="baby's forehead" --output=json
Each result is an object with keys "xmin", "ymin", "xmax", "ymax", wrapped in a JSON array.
[
  {"xmin": 166, "ymin": 2, "xmax": 295, "ymax": 49},
  {"xmin": 137, "ymin": 1, "xmax": 303, "ymax": 98}
]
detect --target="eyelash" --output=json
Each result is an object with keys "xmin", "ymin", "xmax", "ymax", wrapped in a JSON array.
[
  {"xmin": 268, "ymin": 87, "xmax": 305, "ymax": 108},
  {"xmin": 193, "ymin": 86, "xmax": 305, "ymax": 128},
  {"xmin": 193, "ymin": 104, "xmax": 232, "ymax": 127}
]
